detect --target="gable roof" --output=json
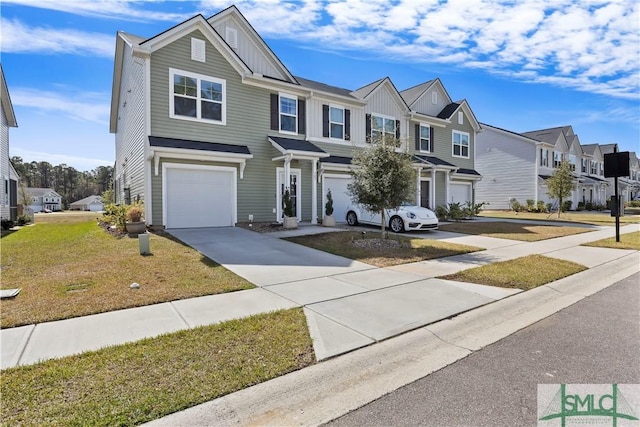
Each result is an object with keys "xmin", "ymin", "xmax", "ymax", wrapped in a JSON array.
[
  {"xmin": 480, "ymin": 122, "xmax": 542, "ymax": 144},
  {"xmin": 351, "ymin": 77, "xmax": 409, "ymax": 112},
  {"xmin": 208, "ymin": 5, "xmax": 297, "ymax": 84},
  {"xmin": 599, "ymin": 143, "xmax": 618, "ymax": 154},
  {"xmin": 399, "ymin": 79, "xmax": 437, "ymax": 107},
  {"xmin": 70, "ymin": 195, "xmax": 103, "ymax": 206},
  {"xmin": 25, "ymin": 188, "xmax": 62, "ymax": 198},
  {"xmin": 436, "ymin": 100, "xmax": 481, "ymax": 132},
  {"xmin": 294, "ymin": 76, "xmax": 360, "ymax": 101},
  {"xmin": 0, "ymin": 64, "xmax": 17, "ymax": 127}
]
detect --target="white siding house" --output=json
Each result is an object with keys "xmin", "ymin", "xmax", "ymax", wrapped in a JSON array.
[{"xmin": 1, "ymin": 64, "xmax": 19, "ymax": 221}]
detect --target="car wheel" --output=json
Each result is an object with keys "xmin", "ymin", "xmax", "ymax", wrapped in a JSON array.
[
  {"xmin": 390, "ymin": 216, "xmax": 404, "ymax": 233},
  {"xmin": 346, "ymin": 211, "xmax": 358, "ymax": 226}
]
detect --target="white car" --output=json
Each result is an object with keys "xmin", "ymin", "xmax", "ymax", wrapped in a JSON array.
[{"xmin": 345, "ymin": 203, "xmax": 438, "ymax": 233}]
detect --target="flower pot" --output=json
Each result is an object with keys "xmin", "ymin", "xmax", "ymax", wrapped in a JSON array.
[
  {"xmin": 283, "ymin": 216, "xmax": 298, "ymax": 229},
  {"xmin": 126, "ymin": 221, "xmax": 146, "ymax": 235},
  {"xmin": 323, "ymin": 215, "xmax": 336, "ymax": 227}
]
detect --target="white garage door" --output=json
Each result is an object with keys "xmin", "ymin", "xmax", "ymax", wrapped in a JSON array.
[
  {"xmin": 450, "ymin": 183, "xmax": 472, "ymax": 205},
  {"xmin": 165, "ymin": 166, "xmax": 235, "ymax": 228},
  {"xmin": 324, "ymin": 175, "xmax": 353, "ymax": 223}
]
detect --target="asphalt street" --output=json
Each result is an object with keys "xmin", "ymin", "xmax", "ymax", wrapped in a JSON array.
[{"xmin": 326, "ymin": 272, "xmax": 640, "ymax": 427}]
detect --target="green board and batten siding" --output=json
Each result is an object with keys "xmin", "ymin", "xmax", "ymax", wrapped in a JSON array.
[{"xmin": 149, "ymin": 30, "xmax": 285, "ymax": 225}]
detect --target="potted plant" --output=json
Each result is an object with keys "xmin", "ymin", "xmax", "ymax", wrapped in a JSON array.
[
  {"xmin": 125, "ymin": 203, "xmax": 146, "ymax": 235},
  {"xmin": 323, "ymin": 190, "xmax": 336, "ymax": 227},
  {"xmin": 282, "ymin": 188, "xmax": 297, "ymax": 229}
]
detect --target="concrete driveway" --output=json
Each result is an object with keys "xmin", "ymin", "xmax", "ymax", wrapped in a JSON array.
[{"xmin": 167, "ymin": 226, "xmax": 521, "ymax": 360}]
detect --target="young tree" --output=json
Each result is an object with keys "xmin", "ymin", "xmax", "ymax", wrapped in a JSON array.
[
  {"xmin": 546, "ymin": 160, "xmax": 575, "ymax": 218},
  {"xmin": 348, "ymin": 136, "xmax": 416, "ymax": 238}
]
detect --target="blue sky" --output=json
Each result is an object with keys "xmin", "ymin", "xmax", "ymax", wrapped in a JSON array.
[{"xmin": 1, "ymin": 0, "xmax": 638, "ymax": 172}]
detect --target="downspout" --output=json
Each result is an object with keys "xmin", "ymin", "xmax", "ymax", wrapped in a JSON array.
[
  {"xmin": 431, "ymin": 169, "xmax": 436, "ymax": 210},
  {"xmin": 312, "ymin": 159, "xmax": 318, "ymax": 224},
  {"xmin": 416, "ymin": 167, "xmax": 422, "ymax": 206}
]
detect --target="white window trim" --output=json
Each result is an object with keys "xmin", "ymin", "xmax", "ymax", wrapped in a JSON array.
[
  {"xmin": 419, "ymin": 124, "xmax": 432, "ymax": 153},
  {"xmin": 279, "ymin": 92, "xmax": 298, "ymax": 135},
  {"xmin": 458, "ymin": 111, "xmax": 464, "ymax": 125},
  {"xmin": 370, "ymin": 113, "xmax": 396, "ymax": 143},
  {"xmin": 169, "ymin": 68, "xmax": 226, "ymax": 125},
  {"xmin": 452, "ymin": 130, "xmax": 470, "ymax": 159},
  {"xmin": 225, "ymin": 27, "xmax": 238, "ymax": 49},
  {"xmin": 329, "ymin": 104, "xmax": 345, "ymax": 141}
]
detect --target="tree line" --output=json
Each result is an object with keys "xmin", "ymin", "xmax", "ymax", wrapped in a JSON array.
[{"xmin": 11, "ymin": 157, "xmax": 113, "ymax": 209}]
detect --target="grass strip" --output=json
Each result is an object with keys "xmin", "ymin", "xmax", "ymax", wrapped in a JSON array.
[
  {"xmin": 285, "ymin": 231, "xmax": 482, "ymax": 267},
  {"xmin": 1, "ymin": 222, "xmax": 252, "ymax": 328},
  {"xmin": 439, "ymin": 221, "xmax": 590, "ymax": 241},
  {"xmin": 581, "ymin": 231, "xmax": 640, "ymax": 250},
  {"xmin": 439, "ymin": 255, "xmax": 587, "ymax": 290},
  {"xmin": 478, "ymin": 210, "xmax": 640, "ymax": 225},
  {"xmin": 0, "ymin": 309, "xmax": 314, "ymax": 427}
]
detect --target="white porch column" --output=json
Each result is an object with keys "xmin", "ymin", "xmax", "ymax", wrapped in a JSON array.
[
  {"xmin": 445, "ymin": 171, "xmax": 450, "ymax": 205},
  {"xmin": 284, "ymin": 156, "xmax": 291, "ymax": 190},
  {"xmin": 312, "ymin": 159, "xmax": 318, "ymax": 224},
  {"xmin": 430, "ymin": 169, "xmax": 436, "ymax": 210},
  {"xmin": 416, "ymin": 167, "xmax": 422, "ymax": 206}
]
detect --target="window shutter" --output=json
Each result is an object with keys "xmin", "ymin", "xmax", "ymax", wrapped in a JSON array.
[
  {"xmin": 345, "ymin": 109, "xmax": 351, "ymax": 141},
  {"xmin": 298, "ymin": 99, "xmax": 306, "ymax": 134},
  {"xmin": 322, "ymin": 104, "xmax": 329, "ymax": 137},
  {"xmin": 415, "ymin": 124, "xmax": 420, "ymax": 151},
  {"xmin": 270, "ymin": 94, "xmax": 278, "ymax": 131},
  {"xmin": 365, "ymin": 114, "xmax": 371, "ymax": 143},
  {"xmin": 395, "ymin": 120, "xmax": 401, "ymax": 139},
  {"xmin": 430, "ymin": 127, "xmax": 434, "ymax": 150}
]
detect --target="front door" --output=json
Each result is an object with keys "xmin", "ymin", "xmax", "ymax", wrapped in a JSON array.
[
  {"xmin": 420, "ymin": 181, "xmax": 430, "ymax": 209},
  {"xmin": 277, "ymin": 168, "xmax": 301, "ymax": 221}
]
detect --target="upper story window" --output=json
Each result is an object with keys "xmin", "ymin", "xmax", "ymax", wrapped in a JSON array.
[
  {"xmin": 581, "ymin": 158, "xmax": 588, "ymax": 173},
  {"xmin": 170, "ymin": 68, "xmax": 226, "ymax": 125},
  {"xmin": 599, "ymin": 162, "xmax": 603, "ymax": 176},
  {"xmin": 590, "ymin": 160, "xmax": 598, "ymax": 175},
  {"xmin": 553, "ymin": 151, "xmax": 563, "ymax": 168},
  {"xmin": 367, "ymin": 113, "xmax": 398, "ymax": 143},
  {"xmin": 419, "ymin": 124, "xmax": 432, "ymax": 152},
  {"xmin": 270, "ymin": 93, "xmax": 305, "ymax": 135},
  {"xmin": 279, "ymin": 93, "xmax": 297, "ymax": 134},
  {"xmin": 540, "ymin": 148, "xmax": 549, "ymax": 167},
  {"xmin": 452, "ymin": 130, "xmax": 469, "ymax": 158},
  {"xmin": 568, "ymin": 154, "xmax": 577, "ymax": 171},
  {"xmin": 322, "ymin": 105, "xmax": 350, "ymax": 140}
]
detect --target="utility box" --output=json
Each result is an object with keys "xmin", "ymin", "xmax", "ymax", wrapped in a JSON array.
[{"xmin": 139, "ymin": 233, "xmax": 151, "ymax": 255}]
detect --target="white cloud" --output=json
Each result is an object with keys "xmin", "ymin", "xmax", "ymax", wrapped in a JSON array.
[
  {"xmin": 11, "ymin": 88, "xmax": 110, "ymax": 124},
  {"xmin": 2, "ymin": 0, "xmax": 190, "ymax": 22},
  {"xmin": 0, "ymin": 18, "xmax": 114, "ymax": 57}
]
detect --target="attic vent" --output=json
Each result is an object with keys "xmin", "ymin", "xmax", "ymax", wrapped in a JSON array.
[
  {"xmin": 226, "ymin": 27, "xmax": 238, "ymax": 49},
  {"xmin": 432, "ymin": 91, "xmax": 437, "ymax": 104},
  {"xmin": 458, "ymin": 111, "xmax": 464, "ymax": 125},
  {"xmin": 191, "ymin": 38, "xmax": 205, "ymax": 62}
]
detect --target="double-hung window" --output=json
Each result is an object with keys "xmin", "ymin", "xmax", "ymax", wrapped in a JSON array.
[
  {"xmin": 329, "ymin": 106, "xmax": 344, "ymax": 139},
  {"xmin": 419, "ymin": 125, "xmax": 431, "ymax": 152},
  {"xmin": 452, "ymin": 131, "xmax": 469, "ymax": 158},
  {"xmin": 590, "ymin": 160, "xmax": 598, "ymax": 175},
  {"xmin": 541, "ymin": 148, "xmax": 549, "ymax": 167},
  {"xmin": 279, "ymin": 94, "xmax": 297, "ymax": 134},
  {"xmin": 581, "ymin": 158, "xmax": 588, "ymax": 173},
  {"xmin": 370, "ymin": 114, "xmax": 396, "ymax": 143},
  {"xmin": 553, "ymin": 151, "xmax": 562, "ymax": 168},
  {"xmin": 170, "ymin": 68, "xmax": 226, "ymax": 124}
]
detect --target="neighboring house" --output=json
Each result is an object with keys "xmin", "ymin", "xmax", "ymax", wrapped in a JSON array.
[
  {"xmin": 476, "ymin": 124, "xmax": 610, "ymax": 210},
  {"xmin": 25, "ymin": 188, "xmax": 62, "ymax": 212},
  {"xmin": 70, "ymin": 195, "xmax": 104, "ymax": 211},
  {"xmin": 1, "ymin": 64, "xmax": 19, "ymax": 221},
  {"xmin": 110, "ymin": 5, "xmax": 482, "ymax": 229},
  {"xmin": 600, "ymin": 144, "xmax": 640, "ymax": 204}
]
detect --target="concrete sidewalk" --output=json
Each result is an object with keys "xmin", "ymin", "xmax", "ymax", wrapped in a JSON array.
[{"xmin": 1, "ymin": 223, "xmax": 638, "ymax": 369}]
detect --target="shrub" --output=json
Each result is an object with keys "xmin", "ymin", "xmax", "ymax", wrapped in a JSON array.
[
  {"xmin": 16, "ymin": 214, "xmax": 31, "ymax": 226},
  {"xmin": 546, "ymin": 203, "xmax": 553, "ymax": 213},
  {"xmin": 283, "ymin": 188, "xmax": 294, "ymax": 217},
  {"xmin": 561, "ymin": 200, "xmax": 572, "ymax": 212},
  {"xmin": 448, "ymin": 202, "xmax": 465, "ymax": 221},
  {"xmin": 627, "ymin": 200, "xmax": 640, "ymax": 208},
  {"xmin": 526, "ymin": 199, "xmax": 535, "ymax": 211},
  {"xmin": 510, "ymin": 198, "xmax": 523, "ymax": 212},
  {"xmin": 1, "ymin": 218, "xmax": 14, "ymax": 230},
  {"xmin": 126, "ymin": 203, "xmax": 144, "ymax": 222},
  {"xmin": 576, "ymin": 202, "xmax": 585, "ymax": 211},
  {"xmin": 102, "ymin": 204, "xmax": 128, "ymax": 231},
  {"xmin": 464, "ymin": 201, "xmax": 488, "ymax": 217},
  {"xmin": 537, "ymin": 200, "xmax": 547, "ymax": 213},
  {"xmin": 435, "ymin": 205, "xmax": 449, "ymax": 221},
  {"xmin": 585, "ymin": 201, "xmax": 593, "ymax": 211},
  {"xmin": 325, "ymin": 190, "xmax": 334, "ymax": 216}
]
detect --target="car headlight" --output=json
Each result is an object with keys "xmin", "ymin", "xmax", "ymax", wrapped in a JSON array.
[{"xmin": 406, "ymin": 212, "xmax": 416, "ymax": 219}]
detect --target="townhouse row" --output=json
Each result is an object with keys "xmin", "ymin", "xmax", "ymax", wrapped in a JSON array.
[{"xmin": 110, "ymin": 5, "xmax": 639, "ymax": 229}]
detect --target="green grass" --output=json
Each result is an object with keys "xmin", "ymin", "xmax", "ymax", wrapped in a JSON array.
[
  {"xmin": 285, "ymin": 231, "xmax": 483, "ymax": 267},
  {"xmin": 478, "ymin": 210, "xmax": 640, "ymax": 225},
  {"xmin": 581, "ymin": 231, "xmax": 640, "ymax": 250},
  {"xmin": 438, "ymin": 221, "xmax": 591, "ymax": 241},
  {"xmin": 439, "ymin": 255, "xmax": 587, "ymax": 290},
  {"xmin": 0, "ymin": 308, "xmax": 314, "ymax": 427},
  {"xmin": 1, "ymin": 221, "xmax": 253, "ymax": 328}
]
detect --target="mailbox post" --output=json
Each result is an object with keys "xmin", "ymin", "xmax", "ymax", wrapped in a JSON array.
[{"xmin": 604, "ymin": 147, "xmax": 630, "ymax": 242}]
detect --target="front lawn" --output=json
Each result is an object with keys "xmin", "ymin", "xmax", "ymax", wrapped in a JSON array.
[
  {"xmin": 0, "ymin": 309, "xmax": 314, "ymax": 427},
  {"xmin": 478, "ymin": 210, "xmax": 640, "ymax": 225},
  {"xmin": 439, "ymin": 255, "xmax": 587, "ymax": 290},
  {"xmin": 439, "ymin": 221, "xmax": 591, "ymax": 241},
  {"xmin": 1, "ymin": 221, "xmax": 253, "ymax": 328},
  {"xmin": 285, "ymin": 231, "xmax": 483, "ymax": 267},
  {"xmin": 581, "ymin": 231, "xmax": 640, "ymax": 250}
]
